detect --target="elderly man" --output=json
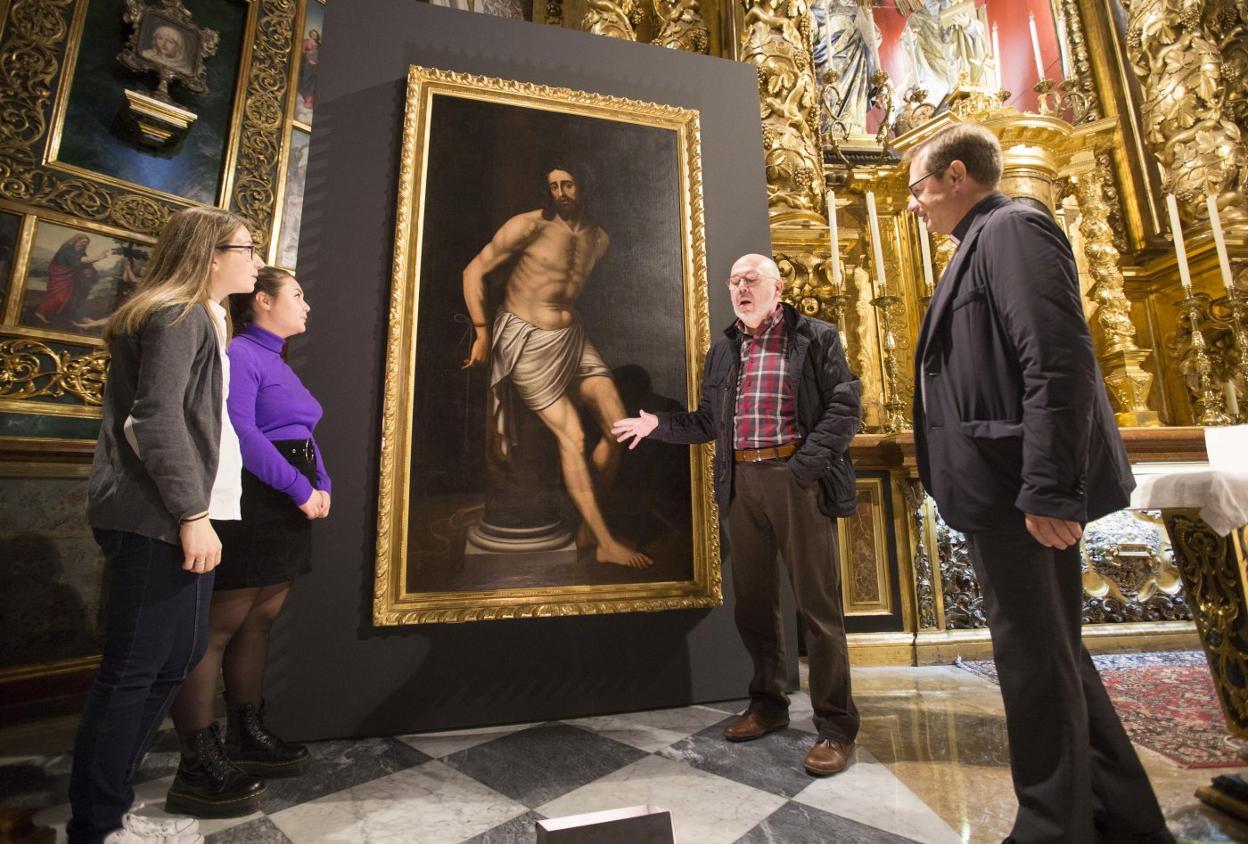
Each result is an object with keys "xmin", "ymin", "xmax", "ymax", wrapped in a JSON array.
[
  {"xmin": 907, "ymin": 123, "xmax": 1172, "ymax": 843},
  {"xmin": 613, "ymin": 254, "xmax": 861, "ymax": 776}
]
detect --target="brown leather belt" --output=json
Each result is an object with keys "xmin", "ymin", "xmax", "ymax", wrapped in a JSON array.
[{"xmin": 734, "ymin": 440, "xmax": 801, "ymax": 463}]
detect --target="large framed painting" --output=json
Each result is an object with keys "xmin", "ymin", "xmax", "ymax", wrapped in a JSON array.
[{"xmin": 374, "ymin": 66, "xmax": 718, "ymax": 624}]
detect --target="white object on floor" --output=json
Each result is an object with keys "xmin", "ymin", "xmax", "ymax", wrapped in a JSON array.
[
  {"xmin": 124, "ymin": 802, "xmax": 200, "ymax": 837},
  {"xmin": 103, "ymin": 826, "xmax": 204, "ymax": 843}
]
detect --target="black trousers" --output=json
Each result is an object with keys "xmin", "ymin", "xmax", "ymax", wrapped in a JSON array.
[
  {"xmin": 727, "ymin": 461, "xmax": 858, "ymax": 743},
  {"xmin": 966, "ymin": 531, "xmax": 1172, "ymax": 844}
]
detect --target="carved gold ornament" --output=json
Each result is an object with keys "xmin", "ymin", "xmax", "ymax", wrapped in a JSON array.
[
  {"xmin": 117, "ymin": 0, "xmax": 220, "ymax": 105},
  {"xmin": 652, "ymin": 0, "xmax": 709, "ymax": 54},
  {"xmin": 741, "ymin": 0, "xmax": 826, "ymax": 219},
  {"xmin": 0, "ymin": 0, "xmax": 291, "ymax": 240},
  {"xmin": 1121, "ymin": 0, "xmax": 1248, "ymax": 223},
  {"xmin": 0, "ymin": 339, "xmax": 108, "ymax": 406}
]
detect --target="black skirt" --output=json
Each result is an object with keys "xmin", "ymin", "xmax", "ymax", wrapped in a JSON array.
[{"xmin": 212, "ymin": 439, "xmax": 317, "ymax": 591}]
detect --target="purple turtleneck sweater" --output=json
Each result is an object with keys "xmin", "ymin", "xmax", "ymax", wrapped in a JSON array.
[{"xmin": 226, "ymin": 324, "xmax": 330, "ymax": 506}]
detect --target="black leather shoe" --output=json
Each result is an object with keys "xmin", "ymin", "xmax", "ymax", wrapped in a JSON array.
[
  {"xmin": 166, "ymin": 723, "xmax": 266, "ymax": 818},
  {"xmin": 225, "ymin": 700, "xmax": 311, "ymax": 777}
]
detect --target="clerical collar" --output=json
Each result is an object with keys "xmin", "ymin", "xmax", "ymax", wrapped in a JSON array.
[{"xmin": 951, "ymin": 192, "xmax": 1010, "ymax": 242}]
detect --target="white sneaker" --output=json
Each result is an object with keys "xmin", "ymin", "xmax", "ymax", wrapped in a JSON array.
[
  {"xmin": 123, "ymin": 806, "xmax": 201, "ymax": 837},
  {"xmin": 103, "ymin": 825, "xmax": 205, "ymax": 843}
]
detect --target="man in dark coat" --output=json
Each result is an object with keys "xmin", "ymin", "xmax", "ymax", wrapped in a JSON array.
[
  {"xmin": 907, "ymin": 123, "xmax": 1173, "ymax": 844},
  {"xmin": 612, "ymin": 253, "xmax": 861, "ymax": 776}
]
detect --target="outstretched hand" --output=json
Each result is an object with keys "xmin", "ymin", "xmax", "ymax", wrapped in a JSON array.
[
  {"xmin": 1024, "ymin": 514, "xmax": 1083, "ymax": 549},
  {"xmin": 611, "ymin": 410, "xmax": 659, "ymax": 450}
]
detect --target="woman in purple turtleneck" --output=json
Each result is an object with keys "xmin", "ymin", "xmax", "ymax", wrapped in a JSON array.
[{"xmin": 166, "ymin": 267, "xmax": 330, "ymax": 817}]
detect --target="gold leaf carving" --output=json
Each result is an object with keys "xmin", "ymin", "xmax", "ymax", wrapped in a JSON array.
[{"xmin": 0, "ymin": 338, "xmax": 108, "ymax": 405}]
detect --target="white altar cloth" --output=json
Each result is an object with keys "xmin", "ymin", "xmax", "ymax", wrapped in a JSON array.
[{"xmin": 1130, "ymin": 426, "xmax": 1248, "ymax": 537}]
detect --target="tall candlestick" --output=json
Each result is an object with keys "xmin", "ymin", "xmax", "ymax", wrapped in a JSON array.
[
  {"xmin": 918, "ymin": 221, "xmax": 935, "ymax": 295},
  {"xmin": 1165, "ymin": 193, "xmax": 1194, "ymax": 290},
  {"xmin": 865, "ymin": 190, "xmax": 888, "ymax": 293},
  {"xmin": 991, "ymin": 22, "xmax": 1003, "ymax": 91},
  {"xmin": 1206, "ymin": 194, "xmax": 1235, "ymax": 293},
  {"xmin": 1028, "ymin": 12, "xmax": 1045, "ymax": 80},
  {"xmin": 828, "ymin": 190, "xmax": 841, "ymax": 289}
]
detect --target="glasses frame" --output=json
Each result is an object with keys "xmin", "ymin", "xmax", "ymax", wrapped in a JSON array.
[
  {"xmin": 726, "ymin": 272, "xmax": 776, "ymax": 290},
  {"xmin": 908, "ymin": 169, "xmax": 943, "ymax": 200},
  {"xmin": 216, "ymin": 243, "xmax": 256, "ymax": 258}
]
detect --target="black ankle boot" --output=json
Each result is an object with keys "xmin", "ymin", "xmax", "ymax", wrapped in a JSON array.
[
  {"xmin": 225, "ymin": 700, "xmax": 310, "ymax": 777},
  {"xmin": 165, "ymin": 722, "xmax": 266, "ymax": 818}
]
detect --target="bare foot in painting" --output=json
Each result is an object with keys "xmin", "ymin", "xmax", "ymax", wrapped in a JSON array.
[{"xmin": 596, "ymin": 540, "xmax": 654, "ymax": 569}]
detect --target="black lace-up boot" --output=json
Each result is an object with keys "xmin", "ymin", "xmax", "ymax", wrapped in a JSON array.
[
  {"xmin": 225, "ymin": 701, "xmax": 310, "ymax": 777},
  {"xmin": 165, "ymin": 723, "xmax": 266, "ymax": 818}
]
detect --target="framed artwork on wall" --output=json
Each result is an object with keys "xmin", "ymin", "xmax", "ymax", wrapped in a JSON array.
[
  {"xmin": 293, "ymin": 0, "xmax": 325, "ymax": 126},
  {"xmin": 15, "ymin": 218, "xmax": 153, "ymax": 343},
  {"xmin": 373, "ymin": 65, "xmax": 719, "ymax": 624},
  {"xmin": 274, "ymin": 128, "xmax": 310, "ymax": 270},
  {"xmin": 48, "ymin": 0, "xmax": 252, "ymax": 206}
]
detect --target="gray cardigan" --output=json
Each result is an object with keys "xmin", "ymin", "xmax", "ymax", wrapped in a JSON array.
[{"xmin": 88, "ymin": 303, "xmax": 223, "ymax": 546}]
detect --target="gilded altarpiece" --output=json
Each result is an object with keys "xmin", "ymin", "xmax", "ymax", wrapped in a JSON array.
[{"xmin": 745, "ymin": 0, "xmax": 1217, "ymax": 661}]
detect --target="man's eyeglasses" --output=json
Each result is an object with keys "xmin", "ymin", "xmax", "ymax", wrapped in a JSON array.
[
  {"xmin": 727, "ymin": 272, "xmax": 774, "ymax": 289},
  {"xmin": 217, "ymin": 243, "xmax": 256, "ymax": 258},
  {"xmin": 908, "ymin": 169, "xmax": 942, "ymax": 199}
]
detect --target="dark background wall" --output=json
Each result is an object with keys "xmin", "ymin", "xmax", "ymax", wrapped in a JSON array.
[{"xmin": 268, "ymin": 0, "xmax": 777, "ymax": 741}]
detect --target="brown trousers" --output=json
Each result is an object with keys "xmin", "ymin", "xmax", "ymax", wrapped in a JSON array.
[{"xmin": 727, "ymin": 460, "xmax": 858, "ymax": 743}]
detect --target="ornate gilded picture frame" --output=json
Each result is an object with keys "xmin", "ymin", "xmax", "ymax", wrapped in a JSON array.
[
  {"xmin": 0, "ymin": 0, "xmax": 301, "ymax": 445},
  {"xmin": 373, "ymin": 65, "xmax": 718, "ymax": 624}
]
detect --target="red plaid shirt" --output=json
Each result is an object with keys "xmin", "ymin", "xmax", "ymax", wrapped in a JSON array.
[{"xmin": 734, "ymin": 305, "xmax": 799, "ymax": 449}]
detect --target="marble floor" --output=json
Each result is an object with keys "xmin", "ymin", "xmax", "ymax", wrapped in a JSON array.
[{"xmin": 2, "ymin": 664, "xmax": 1247, "ymax": 843}]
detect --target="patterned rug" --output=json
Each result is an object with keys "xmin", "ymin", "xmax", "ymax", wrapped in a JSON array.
[{"xmin": 956, "ymin": 650, "xmax": 1248, "ymax": 769}]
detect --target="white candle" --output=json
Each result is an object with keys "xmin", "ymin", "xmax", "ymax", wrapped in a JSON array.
[
  {"xmin": 1165, "ymin": 193, "xmax": 1194, "ymax": 290},
  {"xmin": 1055, "ymin": 14, "xmax": 1069, "ymax": 77},
  {"xmin": 919, "ymin": 221, "xmax": 935, "ymax": 294},
  {"xmin": 868, "ymin": 16, "xmax": 881, "ymax": 73},
  {"xmin": 1206, "ymin": 194, "xmax": 1235, "ymax": 293},
  {"xmin": 1226, "ymin": 381, "xmax": 1240, "ymax": 419},
  {"xmin": 991, "ymin": 22, "xmax": 1003, "ymax": 91},
  {"xmin": 828, "ymin": 190, "xmax": 841, "ymax": 289},
  {"xmin": 1029, "ymin": 12, "xmax": 1045, "ymax": 80},
  {"xmin": 865, "ymin": 190, "xmax": 888, "ymax": 293}
]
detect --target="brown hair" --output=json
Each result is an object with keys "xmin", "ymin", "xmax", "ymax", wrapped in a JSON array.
[
  {"xmin": 105, "ymin": 207, "xmax": 250, "ymax": 341},
  {"xmin": 904, "ymin": 123, "xmax": 1002, "ymax": 188},
  {"xmin": 229, "ymin": 266, "xmax": 292, "ymax": 328}
]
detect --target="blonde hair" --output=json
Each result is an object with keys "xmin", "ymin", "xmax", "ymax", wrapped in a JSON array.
[{"xmin": 105, "ymin": 207, "xmax": 250, "ymax": 342}]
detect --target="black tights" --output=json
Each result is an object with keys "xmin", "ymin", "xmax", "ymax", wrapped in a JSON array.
[{"xmin": 170, "ymin": 582, "xmax": 292, "ymax": 732}]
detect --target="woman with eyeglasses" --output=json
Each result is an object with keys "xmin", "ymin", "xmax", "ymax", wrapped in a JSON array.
[
  {"xmin": 70, "ymin": 207, "xmax": 263, "ymax": 844},
  {"xmin": 165, "ymin": 266, "xmax": 330, "ymax": 818}
]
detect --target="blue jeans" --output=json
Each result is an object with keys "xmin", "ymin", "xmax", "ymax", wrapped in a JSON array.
[{"xmin": 67, "ymin": 529, "xmax": 214, "ymax": 844}]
